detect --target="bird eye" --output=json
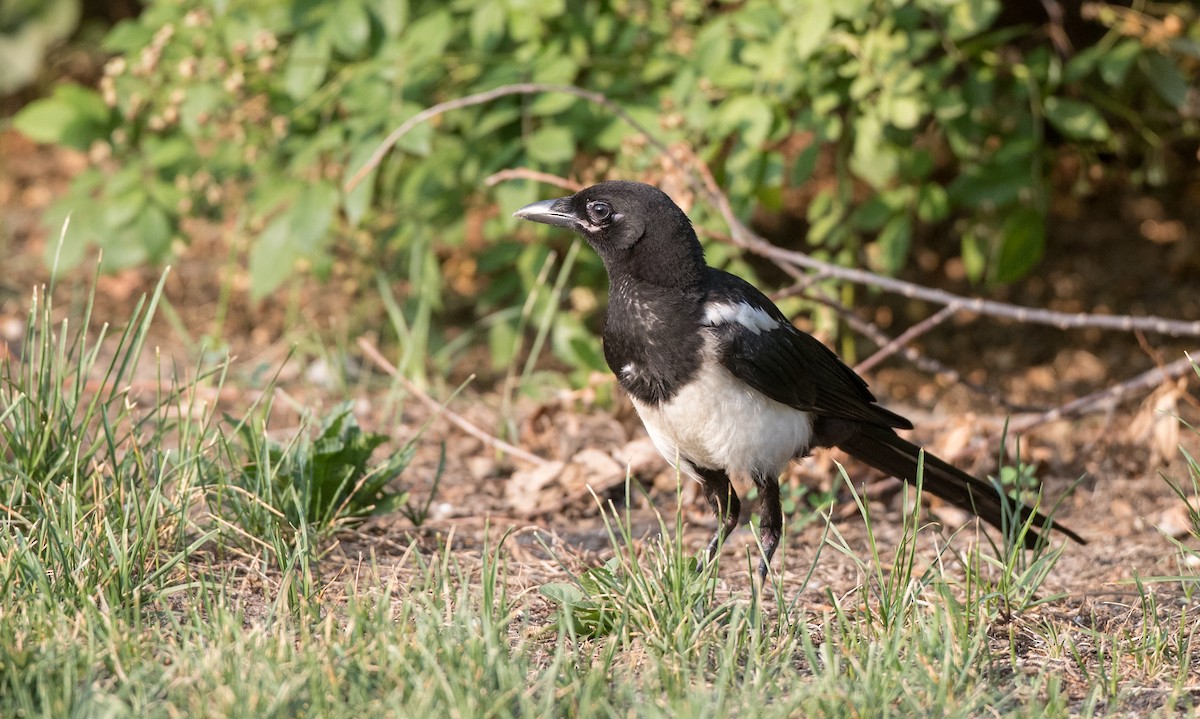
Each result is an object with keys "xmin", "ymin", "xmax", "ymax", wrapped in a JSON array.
[{"xmin": 588, "ymin": 201, "xmax": 613, "ymax": 223}]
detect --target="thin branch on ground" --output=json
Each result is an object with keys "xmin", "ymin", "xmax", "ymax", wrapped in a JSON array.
[
  {"xmin": 356, "ymin": 337, "xmax": 547, "ymax": 466},
  {"xmin": 804, "ymin": 289, "xmax": 1029, "ymax": 412},
  {"xmin": 855, "ymin": 305, "xmax": 959, "ymax": 375},
  {"xmin": 1009, "ymin": 352, "xmax": 1199, "ymax": 432}
]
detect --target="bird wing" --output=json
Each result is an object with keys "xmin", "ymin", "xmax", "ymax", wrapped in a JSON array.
[{"xmin": 702, "ymin": 270, "xmax": 912, "ymax": 430}]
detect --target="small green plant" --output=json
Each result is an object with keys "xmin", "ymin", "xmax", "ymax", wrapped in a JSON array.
[
  {"xmin": 997, "ymin": 460, "xmax": 1041, "ymax": 497},
  {"xmin": 540, "ymin": 477, "xmax": 730, "ymax": 648},
  {"xmin": 540, "ymin": 557, "xmax": 623, "ymax": 638},
  {"xmin": 226, "ymin": 401, "xmax": 418, "ymax": 535}
]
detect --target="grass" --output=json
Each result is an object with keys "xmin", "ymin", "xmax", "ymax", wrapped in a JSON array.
[{"xmin": 2, "ymin": 278, "xmax": 1199, "ymax": 717}]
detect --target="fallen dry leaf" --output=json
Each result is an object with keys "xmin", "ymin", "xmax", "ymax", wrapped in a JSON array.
[
  {"xmin": 558, "ymin": 448, "xmax": 625, "ymax": 496},
  {"xmin": 506, "ymin": 461, "xmax": 565, "ymax": 516},
  {"xmin": 1154, "ymin": 495, "xmax": 1200, "ymax": 539},
  {"xmin": 1125, "ymin": 379, "xmax": 1184, "ymax": 466},
  {"xmin": 611, "ymin": 437, "xmax": 663, "ymax": 477}
]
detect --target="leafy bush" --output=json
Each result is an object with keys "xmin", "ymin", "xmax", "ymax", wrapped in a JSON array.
[{"xmin": 13, "ymin": 0, "xmax": 1199, "ymax": 375}]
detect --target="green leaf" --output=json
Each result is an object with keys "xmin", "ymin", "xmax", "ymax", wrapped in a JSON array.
[
  {"xmin": 488, "ymin": 316, "xmax": 519, "ymax": 369},
  {"xmin": 290, "ymin": 181, "xmax": 339, "ymax": 253},
  {"xmin": 830, "ymin": 0, "xmax": 871, "ymax": 20},
  {"xmin": 788, "ymin": 137, "xmax": 818, "ymax": 184},
  {"xmin": 793, "ymin": 1, "xmax": 833, "ymax": 61},
  {"xmin": 12, "ymin": 84, "xmax": 109, "ymax": 149},
  {"xmin": 807, "ymin": 190, "xmax": 846, "ymax": 247},
  {"xmin": 528, "ymin": 92, "xmax": 578, "ymax": 116},
  {"xmin": 101, "ymin": 18, "xmax": 153, "ymax": 53},
  {"xmin": 852, "ymin": 196, "xmax": 891, "ymax": 231},
  {"xmin": 960, "ymin": 227, "xmax": 987, "ymax": 283},
  {"xmin": 949, "ymin": 161, "xmax": 1031, "ymax": 210},
  {"xmin": 849, "ymin": 113, "xmax": 898, "ymax": 189},
  {"xmin": 343, "ymin": 139, "xmax": 379, "ymax": 228},
  {"xmin": 1141, "ymin": 53, "xmax": 1188, "ymax": 110},
  {"xmin": 470, "ymin": 0, "xmax": 506, "ymax": 50},
  {"xmin": 1042, "ymin": 97, "xmax": 1111, "ymax": 142},
  {"xmin": 328, "ymin": 0, "xmax": 371, "ymax": 57},
  {"xmin": 916, "ymin": 183, "xmax": 949, "ymax": 223},
  {"xmin": 249, "ymin": 182, "xmax": 338, "ymax": 298},
  {"xmin": 103, "ymin": 187, "xmax": 146, "ymax": 230},
  {"xmin": 946, "ymin": 0, "xmax": 1000, "ymax": 41},
  {"xmin": 394, "ymin": 108, "xmax": 434, "ymax": 156},
  {"xmin": 874, "ymin": 214, "xmax": 912, "ymax": 275},
  {"xmin": 995, "ymin": 208, "xmax": 1044, "ymax": 283},
  {"xmin": 284, "ymin": 30, "xmax": 331, "ymax": 100},
  {"xmin": 401, "ymin": 9, "xmax": 453, "ymax": 66},
  {"xmin": 540, "ymin": 582, "xmax": 585, "ymax": 606},
  {"xmin": 179, "ymin": 84, "xmax": 221, "ymax": 134},
  {"xmin": 1097, "ymin": 39, "xmax": 1141, "ymax": 87},
  {"xmin": 714, "ymin": 95, "xmax": 774, "ymax": 148},
  {"xmin": 145, "ymin": 137, "xmax": 193, "ymax": 170},
  {"xmin": 525, "ymin": 126, "xmax": 575, "ymax": 164},
  {"xmin": 594, "ymin": 106, "xmax": 659, "ymax": 151},
  {"xmin": 887, "ymin": 95, "xmax": 924, "ymax": 130},
  {"xmin": 364, "ymin": 0, "xmax": 407, "ymax": 38},
  {"xmin": 249, "ymin": 215, "xmax": 297, "ymax": 299},
  {"xmin": 135, "ymin": 203, "xmax": 174, "ymax": 261}
]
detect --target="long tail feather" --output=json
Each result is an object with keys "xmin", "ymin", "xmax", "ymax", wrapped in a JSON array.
[{"xmin": 836, "ymin": 424, "xmax": 1085, "ymax": 547}]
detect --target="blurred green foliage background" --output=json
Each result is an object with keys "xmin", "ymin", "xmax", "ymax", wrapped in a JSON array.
[{"xmin": 7, "ymin": 0, "xmax": 1199, "ymax": 384}]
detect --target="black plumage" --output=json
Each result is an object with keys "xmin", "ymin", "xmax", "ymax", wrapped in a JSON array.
[{"xmin": 514, "ymin": 180, "xmax": 1083, "ymax": 579}]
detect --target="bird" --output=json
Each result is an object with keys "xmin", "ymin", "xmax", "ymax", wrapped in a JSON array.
[{"xmin": 513, "ymin": 180, "xmax": 1084, "ymax": 579}]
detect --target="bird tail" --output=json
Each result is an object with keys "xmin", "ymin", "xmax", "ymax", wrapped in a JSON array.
[{"xmin": 835, "ymin": 424, "xmax": 1085, "ymax": 548}]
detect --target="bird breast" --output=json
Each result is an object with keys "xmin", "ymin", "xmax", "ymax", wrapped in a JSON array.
[{"xmin": 629, "ymin": 349, "xmax": 814, "ymax": 482}]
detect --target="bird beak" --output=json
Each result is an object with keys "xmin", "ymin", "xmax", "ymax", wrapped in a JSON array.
[{"xmin": 512, "ymin": 197, "xmax": 577, "ymax": 229}]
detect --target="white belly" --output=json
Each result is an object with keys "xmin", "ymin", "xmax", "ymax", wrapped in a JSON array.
[{"xmin": 629, "ymin": 360, "xmax": 813, "ymax": 482}]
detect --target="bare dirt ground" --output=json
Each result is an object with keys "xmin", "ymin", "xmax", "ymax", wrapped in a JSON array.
[{"xmin": 3, "ymin": 129, "xmax": 1200, "ymax": 706}]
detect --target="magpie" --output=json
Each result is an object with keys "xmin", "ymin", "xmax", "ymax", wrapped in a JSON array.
[{"xmin": 514, "ymin": 180, "xmax": 1084, "ymax": 579}]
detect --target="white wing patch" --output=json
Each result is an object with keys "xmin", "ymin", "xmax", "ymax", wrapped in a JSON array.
[{"xmin": 703, "ymin": 302, "xmax": 780, "ymax": 335}]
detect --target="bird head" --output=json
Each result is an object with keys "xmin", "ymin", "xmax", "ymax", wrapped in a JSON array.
[{"xmin": 513, "ymin": 180, "xmax": 705, "ymax": 288}]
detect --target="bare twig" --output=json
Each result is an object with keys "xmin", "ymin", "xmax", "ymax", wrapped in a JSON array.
[
  {"xmin": 738, "ymin": 238, "xmax": 1200, "ymax": 337},
  {"xmin": 484, "ymin": 168, "xmax": 582, "ymax": 193},
  {"xmin": 345, "ymin": 83, "xmax": 672, "ymax": 193},
  {"xmin": 856, "ymin": 305, "xmax": 958, "ymax": 375},
  {"xmin": 356, "ymin": 337, "xmax": 546, "ymax": 466},
  {"xmin": 768, "ymin": 271, "xmax": 834, "ymax": 301},
  {"xmin": 1009, "ymin": 352, "xmax": 1200, "ymax": 432},
  {"xmin": 1039, "ymin": 0, "xmax": 1073, "ymax": 55},
  {"xmin": 806, "ymin": 289, "xmax": 1026, "ymax": 411}
]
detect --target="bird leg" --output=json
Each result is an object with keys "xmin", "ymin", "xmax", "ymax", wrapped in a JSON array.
[
  {"xmin": 695, "ymin": 466, "xmax": 741, "ymax": 563},
  {"xmin": 753, "ymin": 476, "xmax": 783, "ymax": 581}
]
